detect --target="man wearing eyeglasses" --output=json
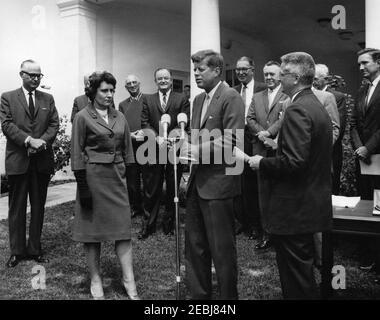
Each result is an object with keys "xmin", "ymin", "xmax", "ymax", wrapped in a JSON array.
[
  {"xmin": 233, "ymin": 56, "xmax": 266, "ymax": 240},
  {"xmin": 248, "ymin": 52, "xmax": 333, "ymax": 299},
  {"xmin": 0, "ymin": 59, "xmax": 59, "ymax": 268}
]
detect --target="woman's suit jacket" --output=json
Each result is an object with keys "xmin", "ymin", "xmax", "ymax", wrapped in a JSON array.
[{"xmin": 71, "ymin": 104, "xmax": 134, "ymax": 171}]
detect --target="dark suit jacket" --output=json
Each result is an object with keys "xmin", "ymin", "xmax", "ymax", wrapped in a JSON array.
[
  {"xmin": 259, "ymin": 88, "xmax": 333, "ymax": 235},
  {"xmin": 327, "ymin": 88, "xmax": 346, "ymax": 141},
  {"xmin": 71, "ymin": 104, "xmax": 134, "ymax": 170},
  {"xmin": 187, "ymin": 82, "xmax": 245, "ymax": 200},
  {"xmin": 119, "ymin": 94, "xmax": 145, "ymax": 132},
  {"xmin": 246, "ymin": 86, "xmax": 290, "ymax": 155},
  {"xmin": 0, "ymin": 87, "xmax": 59, "ymax": 175},
  {"xmin": 141, "ymin": 91, "xmax": 190, "ymax": 136},
  {"xmin": 350, "ymin": 82, "xmax": 380, "ymax": 154},
  {"xmin": 233, "ymin": 81, "xmax": 267, "ymax": 95},
  {"xmin": 70, "ymin": 94, "xmax": 89, "ymax": 123}
]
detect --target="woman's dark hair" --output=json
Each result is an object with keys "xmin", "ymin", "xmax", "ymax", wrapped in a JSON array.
[{"xmin": 86, "ymin": 71, "xmax": 117, "ymax": 102}]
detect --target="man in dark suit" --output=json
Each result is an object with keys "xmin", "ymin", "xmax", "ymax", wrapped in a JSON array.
[
  {"xmin": 140, "ymin": 68, "xmax": 190, "ymax": 239},
  {"xmin": 233, "ymin": 56, "xmax": 266, "ymax": 239},
  {"xmin": 70, "ymin": 74, "xmax": 90, "ymax": 123},
  {"xmin": 0, "ymin": 60, "xmax": 59, "ymax": 267},
  {"xmin": 314, "ymin": 63, "xmax": 347, "ymax": 195},
  {"xmin": 246, "ymin": 60, "xmax": 290, "ymax": 250},
  {"xmin": 249, "ymin": 52, "xmax": 333, "ymax": 299},
  {"xmin": 351, "ymin": 48, "xmax": 380, "ymax": 280},
  {"xmin": 184, "ymin": 50, "xmax": 245, "ymax": 299},
  {"xmin": 119, "ymin": 74, "xmax": 146, "ymax": 218}
]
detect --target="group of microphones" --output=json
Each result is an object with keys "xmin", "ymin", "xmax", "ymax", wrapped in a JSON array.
[{"xmin": 160, "ymin": 113, "xmax": 188, "ymax": 141}]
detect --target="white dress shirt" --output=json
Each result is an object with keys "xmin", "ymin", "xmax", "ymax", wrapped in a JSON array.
[
  {"xmin": 268, "ymin": 84, "xmax": 281, "ymax": 110},
  {"xmin": 367, "ymin": 74, "xmax": 380, "ymax": 105},
  {"xmin": 159, "ymin": 89, "xmax": 171, "ymax": 108},
  {"xmin": 241, "ymin": 78, "xmax": 254, "ymax": 118}
]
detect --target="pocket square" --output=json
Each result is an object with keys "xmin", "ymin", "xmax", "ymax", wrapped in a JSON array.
[
  {"xmin": 41, "ymin": 108, "xmax": 48, "ymax": 110},
  {"xmin": 208, "ymin": 116, "xmax": 213, "ymax": 119}
]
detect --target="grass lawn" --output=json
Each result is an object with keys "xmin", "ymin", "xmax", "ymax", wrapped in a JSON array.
[{"xmin": 0, "ymin": 201, "xmax": 379, "ymax": 300}]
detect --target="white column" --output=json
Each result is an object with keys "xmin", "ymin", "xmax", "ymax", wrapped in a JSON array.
[
  {"xmin": 190, "ymin": 0, "xmax": 221, "ymax": 103},
  {"xmin": 366, "ymin": 0, "xmax": 380, "ymax": 48},
  {"xmin": 56, "ymin": 0, "xmax": 98, "ymax": 117}
]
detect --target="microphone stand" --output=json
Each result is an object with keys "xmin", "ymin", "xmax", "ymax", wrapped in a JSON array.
[{"xmin": 166, "ymin": 136, "xmax": 182, "ymax": 300}]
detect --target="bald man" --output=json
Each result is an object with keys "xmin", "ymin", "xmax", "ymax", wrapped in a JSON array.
[{"xmin": 119, "ymin": 75, "xmax": 146, "ymax": 218}]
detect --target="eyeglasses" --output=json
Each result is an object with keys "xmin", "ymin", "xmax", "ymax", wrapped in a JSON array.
[
  {"xmin": 279, "ymin": 71, "xmax": 298, "ymax": 78},
  {"xmin": 235, "ymin": 67, "xmax": 253, "ymax": 73},
  {"xmin": 22, "ymin": 71, "xmax": 44, "ymax": 80}
]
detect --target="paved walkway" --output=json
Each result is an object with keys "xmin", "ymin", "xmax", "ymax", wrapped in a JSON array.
[{"xmin": 0, "ymin": 182, "xmax": 76, "ymax": 221}]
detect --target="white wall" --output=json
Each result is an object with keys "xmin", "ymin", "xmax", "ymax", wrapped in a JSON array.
[{"xmin": 0, "ymin": 0, "xmax": 73, "ymax": 116}]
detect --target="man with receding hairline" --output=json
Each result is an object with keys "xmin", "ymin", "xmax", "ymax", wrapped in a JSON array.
[
  {"xmin": 119, "ymin": 74, "xmax": 146, "ymax": 218},
  {"xmin": 0, "ymin": 60, "xmax": 59, "ymax": 268},
  {"xmin": 248, "ymin": 52, "xmax": 333, "ymax": 299}
]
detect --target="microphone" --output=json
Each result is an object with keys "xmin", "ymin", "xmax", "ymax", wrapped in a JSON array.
[
  {"xmin": 177, "ymin": 113, "xmax": 188, "ymax": 140},
  {"xmin": 161, "ymin": 114, "xmax": 171, "ymax": 140}
]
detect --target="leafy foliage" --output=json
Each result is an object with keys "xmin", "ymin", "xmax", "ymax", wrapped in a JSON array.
[{"xmin": 53, "ymin": 115, "xmax": 71, "ymax": 173}]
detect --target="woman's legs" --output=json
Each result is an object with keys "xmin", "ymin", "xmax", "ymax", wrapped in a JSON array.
[
  {"xmin": 84, "ymin": 242, "xmax": 103, "ymax": 298},
  {"xmin": 115, "ymin": 240, "xmax": 139, "ymax": 298}
]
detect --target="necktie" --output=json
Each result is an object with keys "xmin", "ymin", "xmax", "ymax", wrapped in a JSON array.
[
  {"xmin": 365, "ymin": 83, "xmax": 373, "ymax": 107},
  {"xmin": 162, "ymin": 93, "xmax": 167, "ymax": 112},
  {"xmin": 28, "ymin": 92, "xmax": 35, "ymax": 118},
  {"xmin": 241, "ymin": 85, "xmax": 247, "ymax": 105},
  {"xmin": 200, "ymin": 94, "xmax": 210, "ymax": 124}
]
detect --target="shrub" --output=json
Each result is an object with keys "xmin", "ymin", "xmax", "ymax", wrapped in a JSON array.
[{"xmin": 53, "ymin": 115, "xmax": 71, "ymax": 173}]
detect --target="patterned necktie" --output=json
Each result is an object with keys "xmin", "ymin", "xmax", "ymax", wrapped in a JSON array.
[
  {"xmin": 241, "ymin": 85, "xmax": 247, "ymax": 105},
  {"xmin": 28, "ymin": 92, "xmax": 35, "ymax": 118},
  {"xmin": 162, "ymin": 93, "xmax": 167, "ymax": 112}
]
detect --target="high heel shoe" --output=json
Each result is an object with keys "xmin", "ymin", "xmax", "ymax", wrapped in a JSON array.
[
  {"xmin": 122, "ymin": 279, "xmax": 141, "ymax": 300},
  {"xmin": 90, "ymin": 280, "xmax": 105, "ymax": 300}
]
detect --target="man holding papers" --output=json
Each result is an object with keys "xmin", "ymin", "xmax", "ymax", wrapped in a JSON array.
[{"xmin": 248, "ymin": 52, "xmax": 333, "ymax": 299}]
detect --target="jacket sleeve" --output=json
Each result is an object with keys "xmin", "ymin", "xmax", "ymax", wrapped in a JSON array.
[
  {"xmin": 336, "ymin": 92, "xmax": 347, "ymax": 139},
  {"xmin": 141, "ymin": 95, "xmax": 157, "ymax": 135},
  {"xmin": 70, "ymin": 97, "xmax": 79, "ymax": 123},
  {"xmin": 350, "ymin": 99, "xmax": 363, "ymax": 150},
  {"xmin": 123, "ymin": 118, "xmax": 135, "ymax": 165},
  {"xmin": 0, "ymin": 93, "xmax": 29, "ymax": 146},
  {"xmin": 71, "ymin": 113, "xmax": 87, "ymax": 171},
  {"xmin": 246, "ymin": 97, "xmax": 266, "ymax": 135},
  {"xmin": 267, "ymin": 97, "xmax": 291, "ymax": 137},
  {"xmin": 324, "ymin": 93, "xmax": 340, "ymax": 145},
  {"xmin": 40, "ymin": 95, "xmax": 59, "ymax": 146},
  {"xmin": 260, "ymin": 104, "xmax": 312, "ymax": 178}
]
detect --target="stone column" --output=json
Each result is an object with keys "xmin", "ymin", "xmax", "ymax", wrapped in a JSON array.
[
  {"xmin": 366, "ymin": 0, "xmax": 380, "ymax": 48},
  {"xmin": 190, "ymin": 0, "xmax": 221, "ymax": 104},
  {"xmin": 56, "ymin": 0, "xmax": 97, "ymax": 116}
]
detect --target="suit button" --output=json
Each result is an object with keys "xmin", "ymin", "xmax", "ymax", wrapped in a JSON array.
[{"xmin": 109, "ymin": 151, "xmax": 114, "ymax": 154}]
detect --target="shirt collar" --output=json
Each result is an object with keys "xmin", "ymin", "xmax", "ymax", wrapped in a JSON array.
[
  {"xmin": 268, "ymin": 84, "xmax": 281, "ymax": 95},
  {"xmin": 206, "ymin": 81, "xmax": 222, "ymax": 100},
  {"xmin": 130, "ymin": 92, "xmax": 142, "ymax": 101},
  {"xmin": 245, "ymin": 78, "xmax": 254, "ymax": 90},
  {"xmin": 159, "ymin": 89, "xmax": 171, "ymax": 99},
  {"xmin": 22, "ymin": 86, "xmax": 35, "ymax": 96}
]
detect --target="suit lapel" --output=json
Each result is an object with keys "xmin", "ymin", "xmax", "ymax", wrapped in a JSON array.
[
  {"xmin": 17, "ymin": 88, "xmax": 32, "ymax": 119},
  {"xmin": 366, "ymin": 82, "xmax": 380, "ymax": 113},
  {"xmin": 34, "ymin": 90, "xmax": 42, "ymax": 118},
  {"xmin": 155, "ymin": 92, "xmax": 165, "ymax": 114},
  {"xmin": 88, "ymin": 104, "xmax": 115, "ymax": 132},
  {"xmin": 262, "ymin": 90, "xmax": 269, "ymax": 114},
  {"xmin": 200, "ymin": 83, "xmax": 224, "ymax": 128},
  {"xmin": 192, "ymin": 93, "xmax": 206, "ymax": 129}
]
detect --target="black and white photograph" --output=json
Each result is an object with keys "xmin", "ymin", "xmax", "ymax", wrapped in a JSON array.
[{"xmin": 1, "ymin": 0, "xmax": 380, "ymax": 304}]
